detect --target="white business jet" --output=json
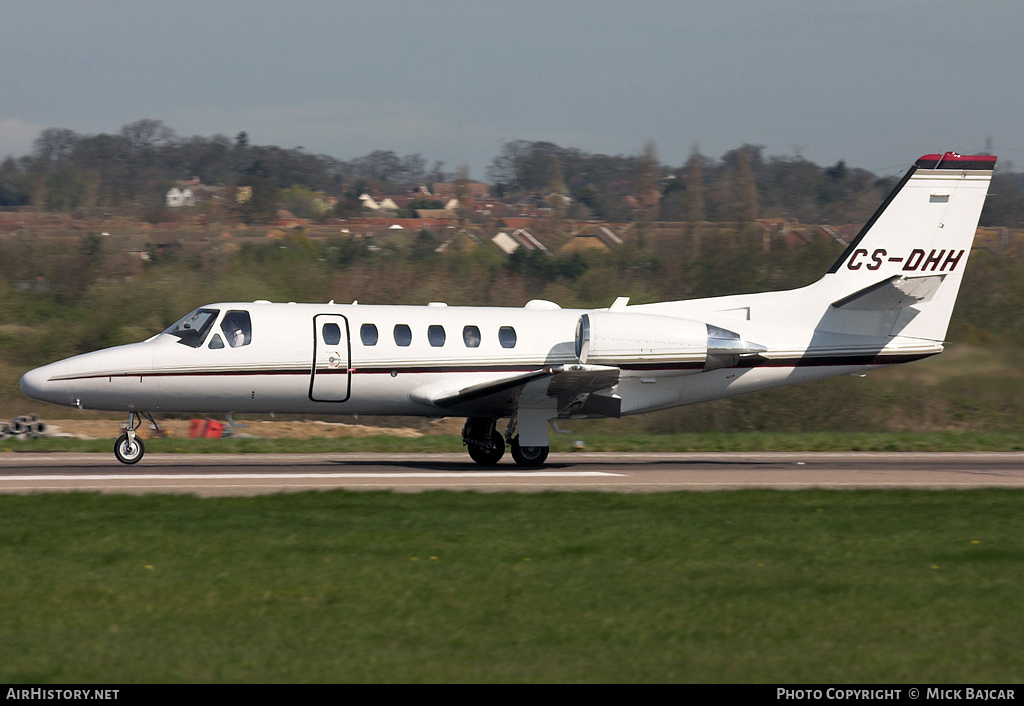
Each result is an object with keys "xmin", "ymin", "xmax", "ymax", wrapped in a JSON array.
[{"xmin": 20, "ymin": 152, "xmax": 995, "ymax": 465}]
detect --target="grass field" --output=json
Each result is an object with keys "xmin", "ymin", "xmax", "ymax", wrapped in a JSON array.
[{"xmin": 2, "ymin": 490, "xmax": 1023, "ymax": 683}]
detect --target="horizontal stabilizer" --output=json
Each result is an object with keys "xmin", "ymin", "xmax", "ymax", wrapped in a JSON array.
[{"xmin": 830, "ymin": 274, "xmax": 945, "ymax": 311}]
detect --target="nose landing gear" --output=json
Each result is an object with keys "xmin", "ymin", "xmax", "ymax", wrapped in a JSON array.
[
  {"xmin": 113, "ymin": 412, "xmax": 160, "ymax": 465},
  {"xmin": 114, "ymin": 432, "xmax": 144, "ymax": 465}
]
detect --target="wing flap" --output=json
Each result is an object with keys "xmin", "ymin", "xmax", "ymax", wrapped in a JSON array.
[
  {"xmin": 420, "ymin": 364, "xmax": 621, "ymax": 417},
  {"xmin": 431, "ymin": 369, "xmax": 554, "ymax": 409}
]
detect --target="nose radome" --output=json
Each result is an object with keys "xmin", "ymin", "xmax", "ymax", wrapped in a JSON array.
[
  {"xmin": 20, "ymin": 363, "xmax": 70, "ymax": 406},
  {"xmin": 19, "ymin": 366, "xmax": 46, "ymax": 399}
]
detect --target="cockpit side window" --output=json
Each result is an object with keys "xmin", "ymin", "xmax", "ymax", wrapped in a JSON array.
[
  {"xmin": 221, "ymin": 310, "xmax": 252, "ymax": 348},
  {"xmin": 164, "ymin": 308, "xmax": 220, "ymax": 348}
]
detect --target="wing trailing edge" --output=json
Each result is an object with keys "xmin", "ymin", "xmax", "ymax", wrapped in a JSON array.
[
  {"xmin": 418, "ymin": 364, "xmax": 622, "ymax": 417},
  {"xmin": 429, "ymin": 369, "xmax": 555, "ymax": 409}
]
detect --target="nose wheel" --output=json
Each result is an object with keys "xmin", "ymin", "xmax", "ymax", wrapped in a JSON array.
[
  {"xmin": 113, "ymin": 412, "xmax": 158, "ymax": 464},
  {"xmin": 114, "ymin": 433, "xmax": 145, "ymax": 464}
]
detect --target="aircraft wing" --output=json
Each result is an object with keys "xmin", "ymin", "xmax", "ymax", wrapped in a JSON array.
[
  {"xmin": 431, "ymin": 369, "xmax": 555, "ymax": 409},
  {"xmin": 426, "ymin": 364, "xmax": 621, "ymax": 417},
  {"xmin": 536, "ymin": 365, "xmax": 621, "ymax": 417}
]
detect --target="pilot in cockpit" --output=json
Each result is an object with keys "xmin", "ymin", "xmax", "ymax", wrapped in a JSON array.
[
  {"xmin": 228, "ymin": 322, "xmax": 245, "ymax": 347},
  {"xmin": 221, "ymin": 313, "xmax": 250, "ymax": 347}
]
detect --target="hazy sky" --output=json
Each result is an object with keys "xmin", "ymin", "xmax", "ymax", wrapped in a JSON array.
[{"xmin": 3, "ymin": 1, "xmax": 1023, "ymax": 179}]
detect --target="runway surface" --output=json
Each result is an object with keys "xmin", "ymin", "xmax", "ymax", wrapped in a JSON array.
[{"xmin": 2, "ymin": 452, "xmax": 1024, "ymax": 495}]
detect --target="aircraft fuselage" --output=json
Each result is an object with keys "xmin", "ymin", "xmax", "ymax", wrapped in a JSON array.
[{"xmin": 19, "ymin": 299, "xmax": 927, "ymax": 419}]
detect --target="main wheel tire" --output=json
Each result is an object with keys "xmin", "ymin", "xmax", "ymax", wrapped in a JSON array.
[
  {"xmin": 114, "ymin": 434, "xmax": 145, "ymax": 465},
  {"xmin": 510, "ymin": 438, "xmax": 549, "ymax": 467},
  {"xmin": 467, "ymin": 429, "xmax": 505, "ymax": 465}
]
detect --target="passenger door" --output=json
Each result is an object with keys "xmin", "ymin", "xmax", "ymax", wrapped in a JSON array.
[{"xmin": 309, "ymin": 314, "xmax": 351, "ymax": 402}]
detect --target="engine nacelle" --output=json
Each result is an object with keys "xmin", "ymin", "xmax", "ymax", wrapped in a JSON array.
[
  {"xmin": 575, "ymin": 312, "xmax": 708, "ymax": 368},
  {"xmin": 575, "ymin": 312, "xmax": 766, "ymax": 371}
]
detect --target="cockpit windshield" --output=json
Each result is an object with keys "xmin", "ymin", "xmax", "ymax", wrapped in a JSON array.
[{"xmin": 163, "ymin": 308, "xmax": 220, "ymax": 348}]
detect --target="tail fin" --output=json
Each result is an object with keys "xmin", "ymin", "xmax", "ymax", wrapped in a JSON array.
[{"xmin": 812, "ymin": 152, "xmax": 995, "ymax": 341}]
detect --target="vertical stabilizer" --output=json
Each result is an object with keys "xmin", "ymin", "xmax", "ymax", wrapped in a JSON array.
[{"xmin": 813, "ymin": 153, "xmax": 995, "ymax": 341}]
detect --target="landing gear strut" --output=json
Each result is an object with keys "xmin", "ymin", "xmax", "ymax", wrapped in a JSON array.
[
  {"xmin": 462, "ymin": 417, "xmax": 505, "ymax": 466},
  {"xmin": 113, "ymin": 412, "xmax": 159, "ymax": 465},
  {"xmin": 505, "ymin": 414, "xmax": 550, "ymax": 467}
]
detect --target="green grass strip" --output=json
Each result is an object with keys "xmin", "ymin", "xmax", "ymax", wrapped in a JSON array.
[{"xmin": 2, "ymin": 490, "xmax": 1023, "ymax": 683}]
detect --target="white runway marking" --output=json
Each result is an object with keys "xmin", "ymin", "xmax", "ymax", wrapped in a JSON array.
[{"xmin": 3, "ymin": 471, "xmax": 623, "ymax": 481}]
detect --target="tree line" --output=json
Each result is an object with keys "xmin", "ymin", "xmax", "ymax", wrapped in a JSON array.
[{"xmin": 2, "ymin": 119, "xmax": 1023, "ymax": 228}]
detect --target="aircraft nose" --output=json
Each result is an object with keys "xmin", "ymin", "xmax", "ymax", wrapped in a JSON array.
[{"xmin": 20, "ymin": 363, "xmax": 70, "ymax": 406}]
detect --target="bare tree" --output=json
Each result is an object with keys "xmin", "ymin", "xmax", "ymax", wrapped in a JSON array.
[
  {"xmin": 119, "ymin": 119, "xmax": 175, "ymax": 153},
  {"xmin": 454, "ymin": 164, "xmax": 471, "ymax": 227},
  {"xmin": 635, "ymin": 141, "xmax": 660, "ymax": 248},
  {"xmin": 32, "ymin": 128, "xmax": 81, "ymax": 168},
  {"xmin": 684, "ymin": 144, "xmax": 705, "ymax": 225},
  {"xmin": 731, "ymin": 145, "xmax": 759, "ymax": 225}
]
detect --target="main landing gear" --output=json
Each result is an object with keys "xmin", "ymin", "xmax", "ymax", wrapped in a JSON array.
[
  {"xmin": 462, "ymin": 417, "xmax": 550, "ymax": 467},
  {"xmin": 510, "ymin": 437, "xmax": 549, "ymax": 467},
  {"xmin": 462, "ymin": 417, "xmax": 505, "ymax": 465},
  {"xmin": 113, "ymin": 412, "xmax": 160, "ymax": 465}
]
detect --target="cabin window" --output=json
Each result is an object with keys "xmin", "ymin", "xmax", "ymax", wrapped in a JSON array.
[
  {"xmin": 360, "ymin": 323, "xmax": 378, "ymax": 346},
  {"xmin": 428, "ymin": 325, "xmax": 446, "ymax": 347},
  {"xmin": 394, "ymin": 324, "xmax": 412, "ymax": 347},
  {"xmin": 463, "ymin": 325, "xmax": 481, "ymax": 348},
  {"xmin": 322, "ymin": 323, "xmax": 342, "ymax": 346},
  {"xmin": 164, "ymin": 308, "xmax": 219, "ymax": 348},
  {"xmin": 499, "ymin": 326, "xmax": 517, "ymax": 348},
  {"xmin": 221, "ymin": 310, "xmax": 252, "ymax": 347}
]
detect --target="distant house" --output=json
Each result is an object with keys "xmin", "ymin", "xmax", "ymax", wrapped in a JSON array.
[
  {"xmin": 166, "ymin": 177, "xmax": 223, "ymax": 207},
  {"xmin": 359, "ymin": 194, "xmax": 399, "ymax": 212},
  {"xmin": 590, "ymin": 225, "xmax": 623, "ymax": 246},
  {"xmin": 559, "ymin": 225, "xmax": 623, "ymax": 253},
  {"xmin": 435, "ymin": 228, "xmax": 485, "ymax": 254},
  {"xmin": 165, "ymin": 187, "xmax": 195, "ymax": 208},
  {"xmin": 491, "ymin": 228, "xmax": 549, "ymax": 255}
]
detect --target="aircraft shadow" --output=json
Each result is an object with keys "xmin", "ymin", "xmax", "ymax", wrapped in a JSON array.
[{"xmin": 318, "ymin": 458, "xmax": 778, "ymax": 471}]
